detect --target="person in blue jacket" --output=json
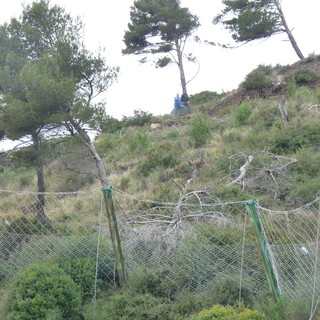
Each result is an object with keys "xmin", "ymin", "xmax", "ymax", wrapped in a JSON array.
[{"xmin": 173, "ymin": 93, "xmax": 184, "ymax": 117}]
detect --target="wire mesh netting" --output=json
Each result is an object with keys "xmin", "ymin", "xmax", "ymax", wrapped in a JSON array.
[
  {"xmin": 0, "ymin": 189, "xmax": 116, "ymax": 286},
  {"xmin": 113, "ymin": 189, "xmax": 268, "ymax": 297},
  {"xmin": 256, "ymin": 199, "xmax": 320, "ymax": 303},
  {"xmin": 6, "ymin": 189, "xmax": 320, "ymax": 304}
]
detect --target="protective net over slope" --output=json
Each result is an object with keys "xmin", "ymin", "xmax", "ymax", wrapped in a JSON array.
[
  {"xmin": 0, "ymin": 188, "xmax": 267, "ymax": 299},
  {"xmin": 256, "ymin": 198, "xmax": 320, "ymax": 303},
  {"xmin": 2, "ymin": 188, "xmax": 319, "ymax": 303}
]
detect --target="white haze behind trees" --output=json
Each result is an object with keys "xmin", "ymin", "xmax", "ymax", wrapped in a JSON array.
[{"xmin": 0, "ymin": 0, "xmax": 320, "ymax": 151}]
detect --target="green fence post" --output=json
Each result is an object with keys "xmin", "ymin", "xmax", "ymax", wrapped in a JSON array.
[
  {"xmin": 102, "ymin": 186, "xmax": 126, "ymax": 286},
  {"xmin": 245, "ymin": 200, "xmax": 280, "ymax": 302}
]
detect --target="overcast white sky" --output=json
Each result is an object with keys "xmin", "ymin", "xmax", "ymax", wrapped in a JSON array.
[{"xmin": 0, "ymin": 1, "xmax": 319, "ymax": 125}]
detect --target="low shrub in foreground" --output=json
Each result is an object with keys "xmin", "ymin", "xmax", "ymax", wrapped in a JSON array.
[
  {"xmin": 4, "ymin": 262, "xmax": 82, "ymax": 320},
  {"xmin": 190, "ymin": 304, "xmax": 266, "ymax": 320}
]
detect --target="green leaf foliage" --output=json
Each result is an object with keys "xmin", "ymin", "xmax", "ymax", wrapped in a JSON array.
[
  {"xmin": 190, "ymin": 304, "xmax": 266, "ymax": 320},
  {"xmin": 234, "ymin": 102, "xmax": 253, "ymax": 126},
  {"xmin": 4, "ymin": 262, "xmax": 82, "ymax": 320},
  {"xmin": 213, "ymin": 0, "xmax": 281, "ymax": 42},
  {"xmin": 123, "ymin": 0, "xmax": 199, "ymax": 55},
  {"xmin": 187, "ymin": 113, "xmax": 212, "ymax": 148},
  {"xmin": 122, "ymin": 0, "xmax": 199, "ymax": 92}
]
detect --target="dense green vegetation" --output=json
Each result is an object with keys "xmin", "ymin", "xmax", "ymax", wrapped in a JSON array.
[
  {"xmin": 0, "ymin": 0, "xmax": 320, "ymax": 318},
  {"xmin": 1, "ymin": 61, "xmax": 320, "ymax": 318}
]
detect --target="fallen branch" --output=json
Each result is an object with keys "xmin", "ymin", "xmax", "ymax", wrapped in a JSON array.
[{"xmin": 227, "ymin": 155, "xmax": 253, "ymax": 187}]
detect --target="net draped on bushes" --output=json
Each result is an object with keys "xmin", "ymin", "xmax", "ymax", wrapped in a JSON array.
[
  {"xmin": 0, "ymin": 188, "xmax": 319, "ymax": 303},
  {"xmin": 256, "ymin": 199, "xmax": 320, "ymax": 302}
]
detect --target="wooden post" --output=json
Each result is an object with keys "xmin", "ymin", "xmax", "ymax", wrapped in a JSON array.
[
  {"xmin": 102, "ymin": 186, "xmax": 126, "ymax": 286},
  {"xmin": 245, "ymin": 200, "xmax": 280, "ymax": 302}
]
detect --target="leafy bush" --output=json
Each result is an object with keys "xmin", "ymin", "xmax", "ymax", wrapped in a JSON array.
[
  {"xmin": 241, "ymin": 65, "xmax": 275, "ymax": 90},
  {"xmin": 166, "ymin": 129, "xmax": 180, "ymax": 139},
  {"xmin": 269, "ymin": 121, "xmax": 320, "ymax": 154},
  {"xmin": 10, "ymin": 147, "xmax": 37, "ymax": 168},
  {"xmin": 254, "ymin": 297, "xmax": 313, "ymax": 320},
  {"xmin": 293, "ymin": 70, "xmax": 318, "ymax": 84},
  {"xmin": 122, "ymin": 109, "xmax": 154, "ymax": 127},
  {"xmin": 94, "ymin": 133, "xmax": 121, "ymax": 155},
  {"xmin": 191, "ymin": 90, "xmax": 224, "ymax": 105},
  {"xmin": 243, "ymin": 120, "xmax": 320, "ymax": 154},
  {"xmin": 83, "ymin": 290, "xmax": 173, "ymax": 320},
  {"xmin": 190, "ymin": 304, "xmax": 266, "ymax": 320},
  {"xmin": 287, "ymin": 76, "xmax": 297, "ymax": 97},
  {"xmin": 136, "ymin": 143, "xmax": 180, "ymax": 176},
  {"xmin": 187, "ymin": 113, "xmax": 212, "ymax": 147},
  {"xmin": 234, "ymin": 102, "xmax": 253, "ymax": 126},
  {"xmin": 4, "ymin": 262, "xmax": 82, "ymax": 320},
  {"xmin": 5, "ymin": 215, "xmax": 51, "ymax": 235},
  {"xmin": 248, "ymin": 102, "xmax": 279, "ymax": 129},
  {"xmin": 128, "ymin": 268, "xmax": 176, "ymax": 298},
  {"xmin": 99, "ymin": 115, "xmax": 123, "ymax": 133},
  {"xmin": 126, "ymin": 129, "xmax": 149, "ymax": 153},
  {"xmin": 222, "ymin": 129, "xmax": 241, "ymax": 143},
  {"xmin": 58, "ymin": 257, "xmax": 97, "ymax": 301},
  {"xmin": 197, "ymin": 279, "xmax": 252, "ymax": 307}
]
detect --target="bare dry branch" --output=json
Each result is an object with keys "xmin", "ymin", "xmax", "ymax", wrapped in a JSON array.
[{"xmin": 227, "ymin": 155, "xmax": 254, "ymax": 186}]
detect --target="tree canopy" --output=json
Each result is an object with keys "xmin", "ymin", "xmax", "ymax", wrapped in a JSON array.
[
  {"xmin": 0, "ymin": 0, "xmax": 118, "ymax": 222},
  {"xmin": 213, "ymin": 0, "xmax": 304, "ymax": 60},
  {"xmin": 122, "ymin": 0, "xmax": 200, "ymax": 93}
]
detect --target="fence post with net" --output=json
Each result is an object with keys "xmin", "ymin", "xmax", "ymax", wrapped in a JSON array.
[
  {"xmin": 245, "ymin": 200, "xmax": 280, "ymax": 302},
  {"xmin": 102, "ymin": 186, "xmax": 126, "ymax": 286}
]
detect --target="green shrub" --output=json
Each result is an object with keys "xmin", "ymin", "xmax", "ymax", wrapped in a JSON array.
[
  {"xmin": 83, "ymin": 290, "xmax": 172, "ymax": 320},
  {"xmin": 119, "ymin": 176, "xmax": 130, "ymax": 190},
  {"xmin": 293, "ymin": 70, "xmax": 318, "ymax": 84},
  {"xmin": 99, "ymin": 116, "xmax": 123, "ymax": 133},
  {"xmin": 234, "ymin": 102, "xmax": 253, "ymax": 126},
  {"xmin": 128, "ymin": 268, "xmax": 175, "ymax": 298},
  {"xmin": 136, "ymin": 144, "xmax": 180, "ymax": 176},
  {"xmin": 249, "ymin": 103, "xmax": 279, "ymax": 130},
  {"xmin": 197, "ymin": 279, "xmax": 252, "ymax": 307},
  {"xmin": 0, "ymin": 234, "xmax": 114, "ymax": 283},
  {"xmin": 126, "ymin": 129, "xmax": 149, "ymax": 153},
  {"xmin": 191, "ymin": 91, "xmax": 224, "ymax": 105},
  {"xmin": 53, "ymin": 170, "xmax": 94, "ymax": 192},
  {"xmin": 190, "ymin": 304, "xmax": 266, "ymax": 320},
  {"xmin": 241, "ymin": 65, "xmax": 275, "ymax": 90},
  {"xmin": 166, "ymin": 129, "xmax": 180, "ymax": 139},
  {"xmin": 4, "ymin": 262, "xmax": 82, "ymax": 320},
  {"xmin": 243, "ymin": 120, "xmax": 320, "ymax": 154},
  {"xmin": 58, "ymin": 257, "xmax": 97, "ymax": 302},
  {"xmin": 287, "ymin": 76, "xmax": 297, "ymax": 97},
  {"xmin": 187, "ymin": 113, "xmax": 212, "ymax": 148},
  {"xmin": 94, "ymin": 133, "xmax": 121, "ymax": 155},
  {"xmin": 9, "ymin": 147, "xmax": 37, "ymax": 168},
  {"xmin": 5, "ymin": 215, "xmax": 51, "ymax": 235},
  {"xmin": 293, "ymin": 86, "xmax": 315, "ymax": 106},
  {"xmin": 254, "ymin": 297, "xmax": 312, "ymax": 320},
  {"xmin": 222, "ymin": 129, "xmax": 241, "ymax": 143},
  {"xmin": 122, "ymin": 109, "xmax": 154, "ymax": 127},
  {"xmin": 270, "ymin": 121, "xmax": 320, "ymax": 154},
  {"xmin": 0, "ymin": 167, "xmax": 16, "ymax": 188}
]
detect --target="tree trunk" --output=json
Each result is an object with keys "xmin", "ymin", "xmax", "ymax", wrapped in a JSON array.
[
  {"xmin": 69, "ymin": 120, "xmax": 126, "ymax": 286},
  {"xmin": 273, "ymin": 0, "xmax": 304, "ymax": 60},
  {"xmin": 32, "ymin": 132, "xmax": 50, "ymax": 225},
  {"xmin": 175, "ymin": 39, "xmax": 187, "ymax": 94},
  {"xmin": 69, "ymin": 121, "xmax": 108, "ymax": 185}
]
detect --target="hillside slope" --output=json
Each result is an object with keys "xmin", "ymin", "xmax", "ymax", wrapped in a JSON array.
[
  {"xmin": 211, "ymin": 55, "xmax": 320, "ymax": 114},
  {"xmin": 0, "ymin": 56, "xmax": 319, "ymax": 210}
]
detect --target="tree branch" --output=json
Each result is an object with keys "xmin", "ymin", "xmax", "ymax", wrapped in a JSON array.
[{"xmin": 227, "ymin": 155, "xmax": 254, "ymax": 186}]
